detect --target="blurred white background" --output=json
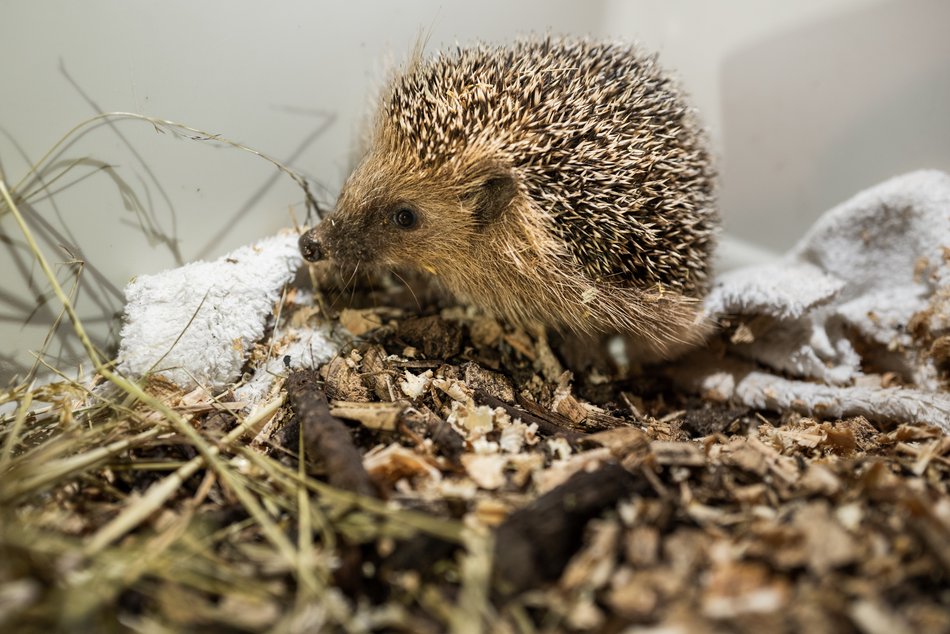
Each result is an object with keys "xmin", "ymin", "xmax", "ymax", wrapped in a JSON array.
[{"xmin": 1, "ymin": 0, "xmax": 948, "ymax": 382}]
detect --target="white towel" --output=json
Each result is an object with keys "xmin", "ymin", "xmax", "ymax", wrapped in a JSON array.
[
  {"xmin": 116, "ymin": 231, "xmax": 335, "ymax": 391},
  {"xmin": 686, "ymin": 170, "xmax": 950, "ymax": 430}
]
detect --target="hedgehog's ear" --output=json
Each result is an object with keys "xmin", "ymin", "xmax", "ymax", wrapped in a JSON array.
[{"xmin": 468, "ymin": 170, "xmax": 517, "ymax": 229}]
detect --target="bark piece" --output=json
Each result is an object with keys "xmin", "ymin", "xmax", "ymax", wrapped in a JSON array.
[
  {"xmin": 493, "ymin": 463, "xmax": 643, "ymax": 595},
  {"xmin": 398, "ymin": 315, "xmax": 463, "ymax": 359},
  {"xmin": 285, "ymin": 370, "xmax": 378, "ymax": 498},
  {"xmin": 475, "ymin": 390, "xmax": 584, "ymax": 444},
  {"xmin": 329, "ymin": 401, "xmax": 405, "ymax": 431}
]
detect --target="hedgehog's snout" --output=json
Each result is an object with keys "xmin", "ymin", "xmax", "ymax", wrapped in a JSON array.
[
  {"xmin": 299, "ymin": 220, "xmax": 375, "ymax": 265},
  {"xmin": 298, "ymin": 229, "xmax": 324, "ymax": 262}
]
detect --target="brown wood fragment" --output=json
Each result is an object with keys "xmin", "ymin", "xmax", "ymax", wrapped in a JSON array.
[
  {"xmin": 329, "ymin": 401, "xmax": 405, "ymax": 431},
  {"xmin": 820, "ymin": 421, "xmax": 857, "ymax": 454},
  {"xmin": 360, "ymin": 344, "xmax": 395, "ymax": 401},
  {"xmin": 555, "ymin": 392, "xmax": 589, "ymax": 424},
  {"xmin": 650, "ymin": 441, "xmax": 707, "ymax": 467},
  {"xmin": 794, "ymin": 501, "xmax": 862, "ymax": 574},
  {"xmin": 519, "ymin": 392, "xmax": 627, "ymax": 434},
  {"xmin": 285, "ymin": 370, "xmax": 379, "ymax": 498},
  {"xmin": 388, "ymin": 359, "xmax": 443, "ymax": 370},
  {"xmin": 724, "ymin": 437, "xmax": 798, "ymax": 485},
  {"xmin": 401, "ymin": 405, "xmax": 466, "ymax": 463},
  {"xmin": 462, "ymin": 361, "xmax": 515, "ymax": 403},
  {"xmin": 469, "ymin": 315, "xmax": 503, "ymax": 347},
  {"xmin": 323, "ymin": 353, "xmax": 372, "ymax": 402},
  {"xmin": 606, "ymin": 569, "xmax": 662, "ymax": 620},
  {"xmin": 502, "ymin": 330, "xmax": 536, "ymax": 360},
  {"xmin": 798, "ymin": 463, "xmax": 842, "ymax": 496},
  {"xmin": 701, "ymin": 560, "xmax": 790, "ymax": 618},
  {"xmin": 516, "ymin": 392, "xmax": 577, "ymax": 427},
  {"xmin": 475, "ymin": 390, "xmax": 584, "ymax": 444},
  {"xmin": 624, "ymin": 525, "xmax": 660, "ymax": 567},
  {"xmin": 902, "ymin": 490, "xmax": 950, "ymax": 573},
  {"xmin": 339, "ymin": 308, "xmax": 386, "ymax": 336},
  {"xmin": 589, "ymin": 427, "xmax": 650, "ymax": 459},
  {"xmin": 398, "ymin": 315, "xmax": 462, "ymax": 359},
  {"xmin": 493, "ymin": 463, "xmax": 643, "ymax": 595},
  {"xmin": 578, "ymin": 412, "xmax": 630, "ymax": 433}
]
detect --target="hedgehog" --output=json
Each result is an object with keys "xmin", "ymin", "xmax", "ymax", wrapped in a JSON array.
[{"xmin": 300, "ymin": 36, "xmax": 718, "ymax": 359}]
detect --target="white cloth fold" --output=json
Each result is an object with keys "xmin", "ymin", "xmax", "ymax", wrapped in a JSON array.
[{"xmin": 686, "ymin": 170, "xmax": 950, "ymax": 430}]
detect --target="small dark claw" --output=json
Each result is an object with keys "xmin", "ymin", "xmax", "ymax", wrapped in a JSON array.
[{"xmin": 298, "ymin": 230, "xmax": 323, "ymax": 262}]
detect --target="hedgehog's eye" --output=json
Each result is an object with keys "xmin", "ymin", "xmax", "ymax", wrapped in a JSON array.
[{"xmin": 391, "ymin": 207, "xmax": 418, "ymax": 230}]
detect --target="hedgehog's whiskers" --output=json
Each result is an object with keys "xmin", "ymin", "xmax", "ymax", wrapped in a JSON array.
[
  {"xmin": 390, "ymin": 268, "xmax": 421, "ymax": 312},
  {"xmin": 346, "ymin": 260, "xmax": 362, "ymax": 308},
  {"xmin": 324, "ymin": 262, "xmax": 347, "ymax": 312}
]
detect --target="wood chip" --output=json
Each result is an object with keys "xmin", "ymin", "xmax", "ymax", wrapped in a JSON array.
[
  {"xmin": 339, "ymin": 308, "xmax": 386, "ymax": 336},
  {"xmin": 650, "ymin": 441, "xmax": 706, "ymax": 467},
  {"xmin": 328, "ymin": 400, "xmax": 406, "ymax": 431}
]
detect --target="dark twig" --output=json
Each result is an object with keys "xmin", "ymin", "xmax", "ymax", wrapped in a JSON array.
[
  {"xmin": 493, "ymin": 463, "xmax": 644, "ymax": 595},
  {"xmin": 285, "ymin": 370, "xmax": 378, "ymax": 498},
  {"xmin": 406, "ymin": 405, "xmax": 466, "ymax": 464},
  {"xmin": 475, "ymin": 389, "xmax": 584, "ymax": 445}
]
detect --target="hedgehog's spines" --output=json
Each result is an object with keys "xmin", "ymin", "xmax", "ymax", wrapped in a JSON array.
[{"xmin": 381, "ymin": 37, "xmax": 716, "ymax": 302}]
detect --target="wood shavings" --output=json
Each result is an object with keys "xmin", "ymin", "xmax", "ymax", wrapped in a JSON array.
[
  {"xmin": 460, "ymin": 453, "xmax": 509, "ymax": 490},
  {"xmin": 363, "ymin": 443, "xmax": 441, "ymax": 490},
  {"xmin": 432, "ymin": 377, "xmax": 473, "ymax": 404},
  {"xmin": 650, "ymin": 440, "xmax": 706, "ymax": 467},
  {"xmin": 328, "ymin": 400, "xmax": 404, "ymax": 431},
  {"xmin": 13, "ymin": 253, "xmax": 950, "ymax": 633},
  {"xmin": 399, "ymin": 369, "xmax": 432, "ymax": 399},
  {"xmin": 533, "ymin": 448, "xmax": 613, "ymax": 494},
  {"xmin": 701, "ymin": 561, "xmax": 790, "ymax": 618},
  {"xmin": 448, "ymin": 403, "xmax": 495, "ymax": 435},
  {"xmin": 322, "ymin": 351, "xmax": 371, "ymax": 402}
]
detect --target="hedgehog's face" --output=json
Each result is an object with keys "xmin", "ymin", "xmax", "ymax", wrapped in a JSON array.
[{"xmin": 299, "ymin": 150, "xmax": 518, "ymax": 278}]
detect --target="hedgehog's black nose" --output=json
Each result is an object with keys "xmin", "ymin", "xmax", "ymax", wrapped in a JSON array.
[{"xmin": 298, "ymin": 230, "xmax": 324, "ymax": 262}]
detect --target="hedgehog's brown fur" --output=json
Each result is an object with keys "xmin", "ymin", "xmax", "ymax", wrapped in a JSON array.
[{"xmin": 303, "ymin": 36, "xmax": 718, "ymax": 357}]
